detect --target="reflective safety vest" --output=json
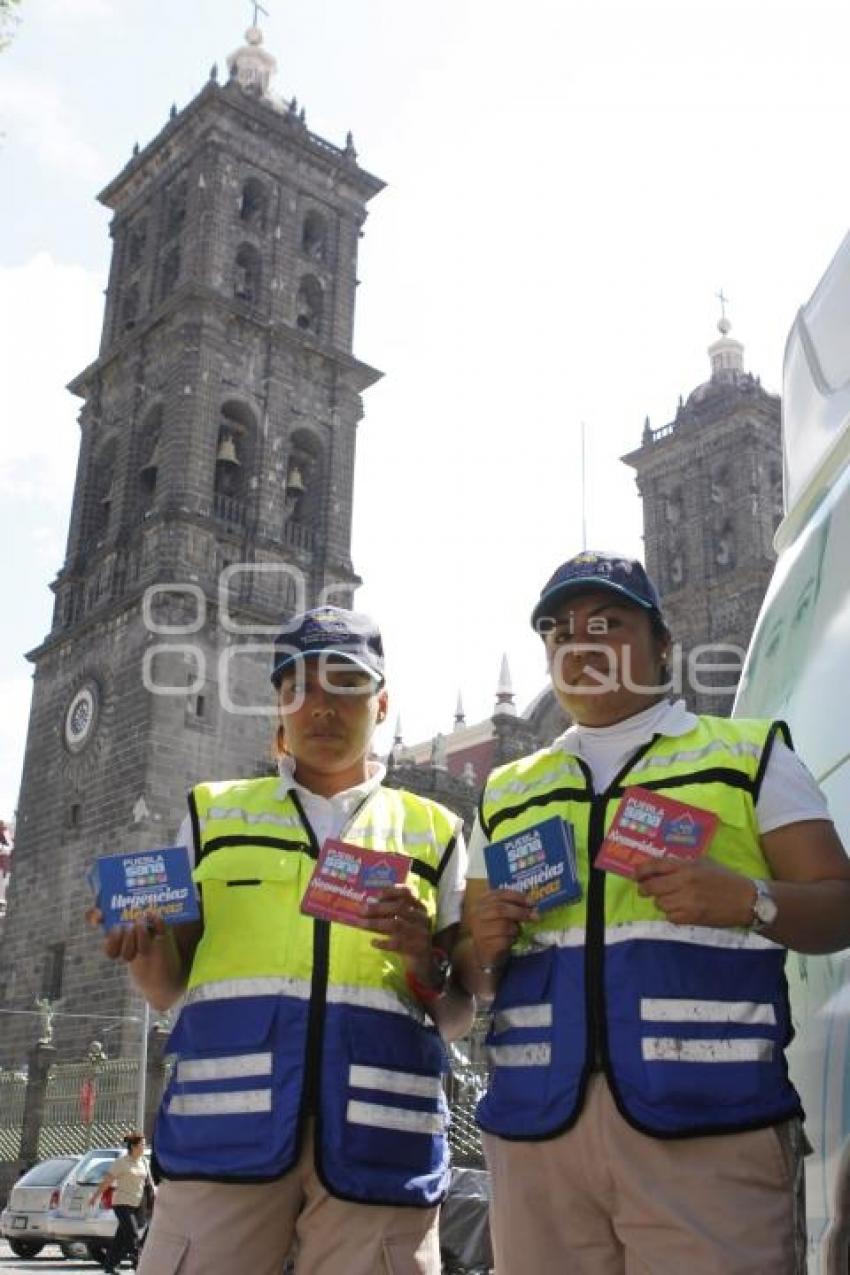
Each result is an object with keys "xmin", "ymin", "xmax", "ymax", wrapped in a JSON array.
[
  {"xmin": 476, "ymin": 714, "xmax": 805, "ymax": 1140},
  {"xmin": 154, "ymin": 778, "xmax": 461, "ymax": 1206}
]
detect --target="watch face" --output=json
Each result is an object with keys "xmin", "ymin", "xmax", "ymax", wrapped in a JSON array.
[
  {"xmin": 756, "ymin": 894, "xmax": 779, "ymax": 925},
  {"xmin": 65, "ymin": 685, "xmax": 98, "ymax": 752}
]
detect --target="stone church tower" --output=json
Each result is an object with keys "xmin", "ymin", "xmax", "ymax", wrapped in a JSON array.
[
  {"xmin": 622, "ymin": 312, "xmax": 782, "ymax": 715},
  {"xmin": 0, "ymin": 26, "xmax": 383, "ymax": 1064}
]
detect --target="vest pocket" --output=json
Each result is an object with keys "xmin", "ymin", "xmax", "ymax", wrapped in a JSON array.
[
  {"xmin": 158, "ymin": 997, "xmax": 304, "ymax": 1171},
  {"xmin": 339, "ymin": 1010, "xmax": 448, "ymax": 1171}
]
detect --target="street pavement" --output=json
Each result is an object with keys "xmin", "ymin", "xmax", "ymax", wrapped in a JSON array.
[{"xmin": 0, "ymin": 1240, "xmax": 104, "ymax": 1272}]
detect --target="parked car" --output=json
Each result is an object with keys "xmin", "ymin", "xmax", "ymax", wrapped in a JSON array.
[
  {"xmin": 0, "ymin": 1154, "xmax": 82, "ymax": 1260},
  {"xmin": 47, "ymin": 1145, "xmax": 150, "ymax": 1265}
]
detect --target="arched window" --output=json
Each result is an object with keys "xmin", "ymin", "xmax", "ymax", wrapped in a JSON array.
[
  {"xmin": 234, "ymin": 243, "xmax": 262, "ymax": 304},
  {"xmin": 127, "ymin": 222, "xmax": 147, "ymax": 270},
  {"xmin": 160, "ymin": 246, "xmax": 180, "ymax": 300},
  {"xmin": 214, "ymin": 401, "xmax": 256, "ymax": 526},
  {"xmin": 165, "ymin": 177, "xmax": 188, "ymax": 238},
  {"xmin": 715, "ymin": 521, "xmax": 736, "ymax": 570},
  {"xmin": 137, "ymin": 405, "xmax": 163, "ymax": 517},
  {"xmin": 239, "ymin": 178, "xmax": 267, "ymax": 227},
  {"xmin": 285, "ymin": 428, "xmax": 323, "ymax": 529},
  {"xmin": 301, "ymin": 210, "xmax": 328, "ymax": 262},
  {"xmin": 121, "ymin": 283, "xmax": 140, "ymax": 331},
  {"xmin": 295, "ymin": 275, "xmax": 323, "ymax": 336},
  {"xmin": 90, "ymin": 437, "xmax": 117, "ymax": 544}
]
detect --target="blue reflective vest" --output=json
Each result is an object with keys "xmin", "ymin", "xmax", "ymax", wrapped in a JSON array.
[{"xmin": 476, "ymin": 715, "xmax": 804, "ymax": 1140}]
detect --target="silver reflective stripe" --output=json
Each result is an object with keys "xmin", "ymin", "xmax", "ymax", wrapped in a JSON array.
[
  {"xmin": 642, "ymin": 1037, "xmax": 774, "ymax": 1064},
  {"xmin": 169, "ymin": 1089, "xmax": 272, "ymax": 1115},
  {"xmin": 605, "ymin": 921, "xmax": 781, "ymax": 952},
  {"xmin": 349, "ymin": 1065, "xmax": 443, "ymax": 1100},
  {"xmin": 184, "ymin": 976, "xmax": 312, "ymax": 1005},
  {"xmin": 640, "ymin": 998, "xmax": 776, "ymax": 1026},
  {"xmin": 346, "ymin": 1100, "xmax": 444, "ymax": 1136},
  {"xmin": 343, "ymin": 826, "xmax": 435, "ymax": 852},
  {"xmin": 488, "ymin": 1043, "xmax": 552, "ymax": 1067},
  {"xmin": 326, "ymin": 983, "xmax": 425, "ymax": 1022},
  {"xmin": 493, "ymin": 1004, "xmax": 553, "ymax": 1033},
  {"xmin": 488, "ymin": 763, "xmax": 585, "ymax": 799},
  {"xmin": 176, "ymin": 1052, "xmax": 273, "ymax": 1083},
  {"xmin": 629, "ymin": 738, "xmax": 762, "ymax": 773},
  {"xmin": 527, "ymin": 929, "xmax": 585, "ymax": 950},
  {"xmin": 204, "ymin": 806, "xmax": 304, "ymax": 831}
]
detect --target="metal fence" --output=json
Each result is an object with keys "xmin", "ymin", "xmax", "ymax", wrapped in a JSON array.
[
  {"xmin": 446, "ymin": 1040, "xmax": 489, "ymax": 1169},
  {"xmin": 38, "ymin": 1058, "xmax": 141, "ymax": 1159},
  {"xmin": 0, "ymin": 1071, "xmax": 26, "ymax": 1161}
]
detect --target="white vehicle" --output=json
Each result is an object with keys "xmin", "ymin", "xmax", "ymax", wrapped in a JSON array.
[
  {"xmin": 735, "ymin": 229, "xmax": 850, "ymax": 1273},
  {"xmin": 46, "ymin": 1145, "xmax": 126, "ymax": 1265},
  {"xmin": 0, "ymin": 1154, "xmax": 82, "ymax": 1260}
]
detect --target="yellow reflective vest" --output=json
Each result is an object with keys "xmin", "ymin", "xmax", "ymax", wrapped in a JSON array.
[
  {"xmin": 476, "ymin": 713, "xmax": 804, "ymax": 1139},
  {"xmin": 154, "ymin": 777, "xmax": 461, "ymax": 1205}
]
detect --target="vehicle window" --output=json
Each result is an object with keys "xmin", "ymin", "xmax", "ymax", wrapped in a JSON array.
[
  {"xmin": 19, "ymin": 1158, "xmax": 78, "ymax": 1187},
  {"xmin": 77, "ymin": 1154, "xmax": 120, "ymax": 1185}
]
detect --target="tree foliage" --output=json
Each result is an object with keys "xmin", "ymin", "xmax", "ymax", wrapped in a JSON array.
[{"xmin": 0, "ymin": 0, "xmax": 21, "ymax": 52}]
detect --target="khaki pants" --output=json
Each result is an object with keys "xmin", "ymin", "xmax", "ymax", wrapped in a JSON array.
[
  {"xmin": 483, "ymin": 1075, "xmax": 806, "ymax": 1275},
  {"xmin": 138, "ymin": 1125, "xmax": 440, "ymax": 1275}
]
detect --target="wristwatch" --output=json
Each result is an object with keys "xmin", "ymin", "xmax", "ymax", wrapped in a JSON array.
[{"xmin": 749, "ymin": 878, "xmax": 778, "ymax": 933}]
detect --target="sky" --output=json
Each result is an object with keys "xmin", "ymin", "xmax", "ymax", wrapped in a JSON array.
[{"xmin": 2, "ymin": 0, "xmax": 850, "ymax": 816}]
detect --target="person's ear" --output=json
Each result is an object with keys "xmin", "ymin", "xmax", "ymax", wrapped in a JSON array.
[{"xmin": 376, "ymin": 687, "xmax": 389, "ymax": 723}]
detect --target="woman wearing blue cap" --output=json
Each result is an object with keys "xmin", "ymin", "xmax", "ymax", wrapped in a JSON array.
[
  {"xmin": 455, "ymin": 551, "xmax": 850, "ymax": 1275},
  {"xmin": 92, "ymin": 606, "xmax": 472, "ymax": 1275}
]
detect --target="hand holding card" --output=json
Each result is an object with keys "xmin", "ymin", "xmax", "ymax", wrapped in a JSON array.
[
  {"xmin": 484, "ymin": 817, "xmax": 582, "ymax": 912},
  {"xmin": 90, "ymin": 846, "xmax": 199, "ymax": 930},
  {"xmin": 301, "ymin": 840, "xmax": 410, "ymax": 928},
  {"xmin": 595, "ymin": 787, "xmax": 718, "ymax": 880}
]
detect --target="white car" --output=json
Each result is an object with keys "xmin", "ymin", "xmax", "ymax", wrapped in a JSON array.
[
  {"xmin": 0, "ymin": 1155, "xmax": 82, "ymax": 1260},
  {"xmin": 735, "ymin": 229, "xmax": 850, "ymax": 1272},
  {"xmin": 46, "ymin": 1145, "xmax": 127, "ymax": 1265}
]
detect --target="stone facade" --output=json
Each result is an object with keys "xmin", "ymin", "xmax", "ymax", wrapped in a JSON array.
[
  {"xmin": 0, "ymin": 34, "xmax": 384, "ymax": 1065},
  {"xmin": 622, "ymin": 320, "xmax": 782, "ymax": 715}
]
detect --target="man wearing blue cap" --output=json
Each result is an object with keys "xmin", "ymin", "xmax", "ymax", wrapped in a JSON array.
[
  {"xmin": 455, "ymin": 551, "xmax": 850, "ymax": 1274},
  {"xmin": 93, "ymin": 606, "xmax": 472, "ymax": 1275}
]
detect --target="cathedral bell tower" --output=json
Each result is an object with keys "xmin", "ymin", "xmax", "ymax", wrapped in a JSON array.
[
  {"xmin": 622, "ymin": 307, "xmax": 782, "ymax": 715},
  {"xmin": 0, "ymin": 23, "xmax": 384, "ymax": 1063}
]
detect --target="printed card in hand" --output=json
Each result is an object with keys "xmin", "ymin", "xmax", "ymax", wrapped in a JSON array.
[
  {"xmin": 300, "ymin": 839, "xmax": 409, "ymax": 928},
  {"xmin": 91, "ymin": 846, "xmax": 199, "ymax": 929},
  {"xmin": 484, "ymin": 817, "xmax": 582, "ymax": 911},
  {"xmin": 595, "ymin": 786, "xmax": 718, "ymax": 879}
]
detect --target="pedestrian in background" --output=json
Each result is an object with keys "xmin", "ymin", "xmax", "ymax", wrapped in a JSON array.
[{"xmin": 89, "ymin": 1132, "xmax": 150, "ymax": 1273}]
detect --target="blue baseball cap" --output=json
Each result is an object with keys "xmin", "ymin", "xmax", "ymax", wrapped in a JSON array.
[
  {"xmin": 531, "ymin": 551, "xmax": 663, "ymax": 631},
  {"xmin": 270, "ymin": 606, "xmax": 385, "ymax": 688}
]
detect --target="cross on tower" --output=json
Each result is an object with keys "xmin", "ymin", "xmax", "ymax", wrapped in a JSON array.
[
  {"xmin": 250, "ymin": 0, "xmax": 269, "ymax": 25},
  {"xmin": 716, "ymin": 288, "xmax": 730, "ymax": 322}
]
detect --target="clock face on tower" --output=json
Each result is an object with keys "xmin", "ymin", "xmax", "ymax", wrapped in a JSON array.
[{"xmin": 64, "ymin": 684, "xmax": 98, "ymax": 753}]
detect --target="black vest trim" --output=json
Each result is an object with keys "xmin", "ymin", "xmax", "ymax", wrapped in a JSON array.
[
  {"xmin": 199, "ymin": 834, "xmax": 310, "ymax": 860},
  {"xmin": 753, "ymin": 720, "xmax": 793, "ymax": 805}
]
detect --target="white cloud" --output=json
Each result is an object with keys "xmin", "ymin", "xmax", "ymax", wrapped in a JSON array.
[
  {"xmin": 0, "ymin": 675, "xmax": 33, "ymax": 818},
  {"xmin": 44, "ymin": 0, "xmax": 114, "ymax": 19},
  {"xmin": 0, "ymin": 72, "xmax": 103, "ymax": 180},
  {"xmin": 0, "ymin": 252, "xmax": 104, "ymax": 503}
]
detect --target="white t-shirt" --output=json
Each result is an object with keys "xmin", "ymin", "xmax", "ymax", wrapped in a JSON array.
[
  {"xmin": 108, "ymin": 1154, "xmax": 148, "ymax": 1208},
  {"xmin": 177, "ymin": 758, "xmax": 467, "ymax": 931},
  {"xmin": 467, "ymin": 698, "xmax": 831, "ymax": 877}
]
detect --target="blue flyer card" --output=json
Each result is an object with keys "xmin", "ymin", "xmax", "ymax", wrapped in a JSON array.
[
  {"xmin": 91, "ymin": 846, "xmax": 199, "ymax": 929},
  {"xmin": 484, "ymin": 817, "xmax": 582, "ymax": 912}
]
